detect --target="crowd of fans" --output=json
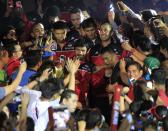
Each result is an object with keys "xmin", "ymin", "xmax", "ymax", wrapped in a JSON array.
[{"xmin": 0, "ymin": 0, "xmax": 168, "ymax": 131}]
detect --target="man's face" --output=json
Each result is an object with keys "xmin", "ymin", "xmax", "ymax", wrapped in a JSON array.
[
  {"xmin": 32, "ymin": 23, "xmax": 45, "ymax": 39},
  {"xmin": 99, "ymin": 24, "xmax": 112, "ymax": 41},
  {"xmin": 75, "ymin": 46, "xmax": 87, "ymax": 60},
  {"xmin": 83, "ymin": 27, "xmax": 96, "ymax": 40},
  {"xmin": 53, "ymin": 29, "xmax": 67, "ymax": 43},
  {"xmin": 64, "ymin": 94, "xmax": 78, "ymax": 113},
  {"xmin": 70, "ymin": 12, "xmax": 82, "ymax": 29},
  {"xmin": 127, "ymin": 65, "xmax": 143, "ymax": 80},
  {"xmin": 102, "ymin": 52, "xmax": 115, "ymax": 66}
]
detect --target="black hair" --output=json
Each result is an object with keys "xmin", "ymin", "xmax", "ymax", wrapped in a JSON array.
[
  {"xmin": 86, "ymin": 109, "xmax": 103, "ymax": 129},
  {"xmin": 151, "ymin": 68, "xmax": 166, "ymax": 85},
  {"xmin": 159, "ymin": 37, "xmax": 168, "ymax": 51},
  {"xmin": 70, "ymin": 8, "xmax": 82, "ymax": 14},
  {"xmin": 74, "ymin": 37, "xmax": 89, "ymax": 49},
  {"xmin": 38, "ymin": 60, "xmax": 55, "ymax": 74},
  {"xmin": 121, "ymin": 23, "xmax": 133, "ymax": 40},
  {"xmin": 46, "ymin": 5, "xmax": 60, "ymax": 17},
  {"xmin": 3, "ymin": 25, "xmax": 16, "ymax": 37},
  {"xmin": 133, "ymin": 80, "xmax": 147, "ymax": 101},
  {"xmin": 81, "ymin": 18, "xmax": 97, "ymax": 29},
  {"xmin": 101, "ymin": 46, "xmax": 115, "ymax": 55},
  {"xmin": 52, "ymin": 21, "xmax": 67, "ymax": 30},
  {"xmin": 5, "ymin": 41, "xmax": 20, "ymax": 57},
  {"xmin": 130, "ymin": 100, "xmax": 153, "ymax": 117},
  {"xmin": 163, "ymin": 116, "xmax": 168, "ymax": 131},
  {"xmin": 125, "ymin": 61, "xmax": 142, "ymax": 72},
  {"xmin": 39, "ymin": 78, "xmax": 64, "ymax": 99},
  {"xmin": 60, "ymin": 89, "xmax": 77, "ymax": 103},
  {"xmin": 0, "ymin": 111, "xmax": 8, "ymax": 128},
  {"xmin": 133, "ymin": 33, "xmax": 152, "ymax": 52},
  {"xmin": 77, "ymin": 108, "xmax": 103, "ymax": 129},
  {"xmin": 25, "ymin": 50, "xmax": 42, "ymax": 68},
  {"xmin": 155, "ymin": 105, "xmax": 168, "ymax": 120},
  {"xmin": 26, "ymin": 117, "xmax": 35, "ymax": 131}
]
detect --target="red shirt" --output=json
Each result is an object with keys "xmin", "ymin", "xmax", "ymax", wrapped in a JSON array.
[
  {"xmin": 159, "ymin": 89, "xmax": 168, "ymax": 106},
  {"xmin": 6, "ymin": 58, "xmax": 20, "ymax": 77},
  {"xmin": 75, "ymin": 61, "xmax": 92, "ymax": 106}
]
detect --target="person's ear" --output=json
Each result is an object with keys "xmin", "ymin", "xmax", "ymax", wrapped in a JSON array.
[
  {"xmin": 140, "ymin": 70, "xmax": 143, "ymax": 76},
  {"xmin": 62, "ymin": 99, "xmax": 67, "ymax": 105}
]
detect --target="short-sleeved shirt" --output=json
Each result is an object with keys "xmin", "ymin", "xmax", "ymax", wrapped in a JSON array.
[{"xmin": 0, "ymin": 87, "xmax": 5, "ymax": 100}]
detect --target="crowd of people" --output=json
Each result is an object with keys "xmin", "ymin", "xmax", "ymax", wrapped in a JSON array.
[{"xmin": 0, "ymin": 0, "xmax": 168, "ymax": 131}]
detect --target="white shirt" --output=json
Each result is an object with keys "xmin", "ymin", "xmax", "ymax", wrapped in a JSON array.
[{"xmin": 20, "ymin": 87, "xmax": 70, "ymax": 131}]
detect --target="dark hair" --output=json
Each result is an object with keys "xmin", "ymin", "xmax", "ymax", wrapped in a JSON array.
[
  {"xmin": 133, "ymin": 33, "xmax": 152, "ymax": 52},
  {"xmin": 5, "ymin": 42, "xmax": 20, "ymax": 57},
  {"xmin": 81, "ymin": 18, "xmax": 97, "ymax": 29},
  {"xmin": 52, "ymin": 21, "xmax": 67, "ymax": 30},
  {"xmin": 26, "ymin": 117, "xmax": 35, "ymax": 131},
  {"xmin": 74, "ymin": 37, "xmax": 89, "ymax": 49},
  {"xmin": 163, "ymin": 116, "xmax": 168, "ymax": 131},
  {"xmin": 60, "ymin": 89, "xmax": 77, "ymax": 103},
  {"xmin": 77, "ymin": 108, "xmax": 103, "ymax": 129},
  {"xmin": 38, "ymin": 60, "xmax": 55, "ymax": 74},
  {"xmin": 130, "ymin": 100, "xmax": 153, "ymax": 117},
  {"xmin": 25, "ymin": 50, "xmax": 42, "ymax": 68},
  {"xmin": 121, "ymin": 23, "xmax": 133, "ymax": 40},
  {"xmin": 155, "ymin": 105, "xmax": 168, "ymax": 120},
  {"xmin": 125, "ymin": 61, "xmax": 142, "ymax": 72},
  {"xmin": 151, "ymin": 68, "xmax": 166, "ymax": 85},
  {"xmin": 46, "ymin": 5, "xmax": 60, "ymax": 17},
  {"xmin": 101, "ymin": 47, "xmax": 115, "ymax": 55},
  {"xmin": 70, "ymin": 8, "xmax": 82, "ymax": 14},
  {"xmin": 134, "ymin": 80, "xmax": 147, "ymax": 101},
  {"xmin": 3, "ymin": 25, "xmax": 16, "ymax": 37},
  {"xmin": 159, "ymin": 37, "xmax": 168, "ymax": 51},
  {"xmin": 39, "ymin": 78, "xmax": 64, "ymax": 99},
  {"xmin": 85, "ymin": 109, "xmax": 103, "ymax": 129},
  {"xmin": 0, "ymin": 111, "xmax": 8, "ymax": 128}
]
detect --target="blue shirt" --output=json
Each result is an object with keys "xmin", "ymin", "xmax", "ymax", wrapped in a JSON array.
[
  {"xmin": 0, "ymin": 87, "xmax": 5, "ymax": 100},
  {"xmin": 11, "ymin": 69, "xmax": 37, "ymax": 86}
]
